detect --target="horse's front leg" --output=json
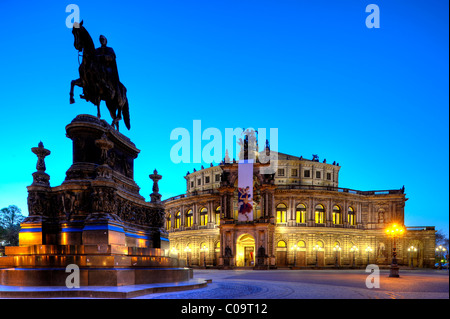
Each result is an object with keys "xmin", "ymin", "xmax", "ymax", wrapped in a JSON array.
[{"xmin": 70, "ymin": 78, "xmax": 83, "ymax": 104}]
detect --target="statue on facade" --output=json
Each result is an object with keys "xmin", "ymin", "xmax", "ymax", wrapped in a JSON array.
[
  {"xmin": 377, "ymin": 242, "xmax": 386, "ymax": 258},
  {"xmin": 70, "ymin": 21, "xmax": 130, "ymax": 131}
]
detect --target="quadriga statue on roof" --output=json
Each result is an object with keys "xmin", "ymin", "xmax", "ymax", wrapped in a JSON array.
[{"xmin": 70, "ymin": 21, "xmax": 130, "ymax": 131}]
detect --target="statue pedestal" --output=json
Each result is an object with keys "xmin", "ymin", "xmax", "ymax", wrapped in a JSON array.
[{"xmin": 0, "ymin": 115, "xmax": 189, "ymax": 286}]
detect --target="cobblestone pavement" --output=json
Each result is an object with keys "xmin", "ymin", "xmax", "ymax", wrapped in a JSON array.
[{"xmin": 135, "ymin": 269, "xmax": 449, "ymax": 299}]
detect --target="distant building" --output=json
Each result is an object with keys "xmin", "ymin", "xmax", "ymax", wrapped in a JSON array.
[{"xmin": 164, "ymin": 150, "xmax": 435, "ymax": 268}]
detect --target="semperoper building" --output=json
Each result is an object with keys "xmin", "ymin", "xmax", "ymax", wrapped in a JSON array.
[{"xmin": 163, "ymin": 145, "xmax": 435, "ymax": 269}]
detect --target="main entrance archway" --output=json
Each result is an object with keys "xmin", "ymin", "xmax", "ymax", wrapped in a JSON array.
[{"xmin": 236, "ymin": 234, "xmax": 255, "ymax": 267}]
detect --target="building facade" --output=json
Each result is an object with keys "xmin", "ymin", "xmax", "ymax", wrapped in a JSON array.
[{"xmin": 164, "ymin": 151, "xmax": 435, "ymax": 268}]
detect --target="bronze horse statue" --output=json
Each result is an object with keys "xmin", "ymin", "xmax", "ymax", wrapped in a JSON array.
[{"xmin": 70, "ymin": 21, "xmax": 130, "ymax": 131}]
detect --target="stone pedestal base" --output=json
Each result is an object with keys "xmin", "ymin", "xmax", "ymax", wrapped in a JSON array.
[
  {"xmin": 0, "ymin": 115, "xmax": 185, "ymax": 288},
  {"xmin": 0, "ymin": 244, "xmax": 191, "ymax": 286}
]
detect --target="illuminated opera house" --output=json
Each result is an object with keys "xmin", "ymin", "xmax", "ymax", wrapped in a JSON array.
[{"xmin": 163, "ymin": 142, "xmax": 436, "ymax": 269}]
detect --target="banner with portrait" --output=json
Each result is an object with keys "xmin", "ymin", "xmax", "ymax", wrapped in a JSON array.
[{"xmin": 237, "ymin": 159, "xmax": 254, "ymax": 221}]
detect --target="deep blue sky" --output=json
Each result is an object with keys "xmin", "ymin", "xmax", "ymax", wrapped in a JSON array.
[{"xmin": 0, "ymin": 0, "xmax": 448, "ymax": 236}]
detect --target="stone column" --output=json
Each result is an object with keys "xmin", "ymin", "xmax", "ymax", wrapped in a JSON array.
[{"xmin": 307, "ymin": 197, "xmax": 314, "ymax": 226}]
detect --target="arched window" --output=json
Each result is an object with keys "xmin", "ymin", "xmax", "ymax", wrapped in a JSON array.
[
  {"xmin": 315, "ymin": 240, "xmax": 324, "ymax": 250},
  {"xmin": 315, "ymin": 204, "xmax": 325, "ymax": 224},
  {"xmin": 350, "ymin": 242, "xmax": 359, "ymax": 258},
  {"xmin": 297, "ymin": 240, "xmax": 306, "ymax": 251},
  {"xmin": 184, "ymin": 244, "xmax": 192, "ymax": 260},
  {"xmin": 185, "ymin": 209, "xmax": 193, "ymax": 227},
  {"xmin": 175, "ymin": 211, "xmax": 181, "ymax": 229},
  {"xmin": 333, "ymin": 241, "xmax": 341, "ymax": 265},
  {"xmin": 277, "ymin": 240, "xmax": 286, "ymax": 248},
  {"xmin": 200, "ymin": 242, "xmax": 208, "ymax": 252},
  {"xmin": 167, "ymin": 213, "xmax": 172, "ymax": 230},
  {"xmin": 332, "ymin": 205, "xmax": 342, "ymax": 225},
  {"xmin": 200, "ymin": 207, "xmax": 208, "ymax": 226},
  {"xmin": 348, "ymin": 207, "xmax": 356, "ymax": 226},
  {"xmin": 276, "ymin": 203, "xmax": 287, "ymax": 223},
  {"xmin": 296, "ymin": 204, "xmax": 306, "ymax": 223},
  {"xmin": 215, "ymin": 206, "xmax": 221, "ymax": 225}
]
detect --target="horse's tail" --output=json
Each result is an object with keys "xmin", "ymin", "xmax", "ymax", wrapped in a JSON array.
[{"xmin": 123, "ymin": 98, "xmax": 131, "ymax": 130}]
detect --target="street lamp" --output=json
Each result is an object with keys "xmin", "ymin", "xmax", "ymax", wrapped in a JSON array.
[
  {"xmin": 407, "ymin": 246, "xmax": 417, "ymax": 268},
  {"xmin": 436, "ymin": 245, "xmax": 447, "ymax": 270},
  {"xmin": 184, "ymin": 245, "xmax": 191, "ymax": 267},
  {"xmin": 170, "ymin": 247, "xmax": 178, "ymax": 258},
  {"xmin": 385, "ymin": 223, "xmax": 405, "ymax": 277},
  {"xmin": 313, "ymin": 245, "xmax": 322, "ymax": 268},
  {"xmin": 200, "ymin": 244, "xmax": 209, "ymax": 268},
  {"xmin": 333, "ymin": 245, "xmax": 341, "ymax": 268},
  {"xmin": 350, "ymin": 245, "xmax": 359, "ymax": 268},
  {"xmin": 291, "ymin": 244, "xmax": 300, "ymax": 268},
  {"xmin": 365, "ymin": 246, "xmax": 373, "ymax": 266}
]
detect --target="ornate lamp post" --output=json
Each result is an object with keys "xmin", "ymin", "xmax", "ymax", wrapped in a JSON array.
[
  {"xmin": 184, "ymin": 245, "xmax": 191, "ymax": 267},
  {"xmin": 385, "ymin": 223, "xmax": 405, "ymax": 277},
  {"xmin": 291, "ymin": 244, "xmax": 300, "ymax": 268},
  {"xmin": 350, "ymin": 245, "xmax": 359, "ymax": 268},
  {"xmin": 407, "ymin": 246, "xmax": 417, "ymax": 268},
  {"xmin": 333, "ymin": 245, "xmax": 341, "ymax": 268},
  {"xmin": 436, "ymin": 245, "xmax": 447, "ymax": 270},
  {"xmin": 365, "ymin": 246, "xmax": 373, "ymax": 266},
  {"xmin": 170, "ymin": 247, "xmax": 178, "ymax": 259},
  {"xmin": 200, "ymin": 244, "xmax": 209, "ymax": 268},
  {"xmin": 313, "ymin": 245, "xmax": 322, "ymax": 267}
]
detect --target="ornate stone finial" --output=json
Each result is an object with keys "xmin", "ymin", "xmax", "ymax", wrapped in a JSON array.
[
  {"xmin": 31, "ymin": 142, "xmax": 51, "ymax": 186},
  {"xmin": 149, "ymin": 169, "xmax": 162, "ymax": 202},
  {"xmin": 224, "ymin": 149, "xmax": 231, "ymax": 164}
]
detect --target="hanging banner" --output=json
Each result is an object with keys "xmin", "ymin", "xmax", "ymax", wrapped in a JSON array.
[{"xmin": 237, "ymin": 159, "xmax": 254, "ymax": 221}]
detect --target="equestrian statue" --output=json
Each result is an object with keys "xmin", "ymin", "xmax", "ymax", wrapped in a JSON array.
[{"xmin": 70, "ymin": 21, "xmax": 130, "ymax": 131}]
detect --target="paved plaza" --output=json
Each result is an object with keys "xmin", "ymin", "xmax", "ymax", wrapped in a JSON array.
[
  {"xmin": 136, "ymin": 268, "xmax": 449, "ymax": 299},
  {"xmin": 0, "ymin": 268, "xmax": 447, "ymax": 300}
]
